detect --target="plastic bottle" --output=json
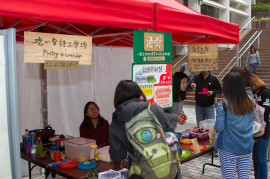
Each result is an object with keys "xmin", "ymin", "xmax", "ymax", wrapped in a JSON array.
[
  {"xmin": 50, "ymin": 146, "xmax": 59, "ymax": 160},
  {"xmin": 90, "ymin": 145, "xmax": 98, "ymax": 161},
  {"xmin": 24, "ymin": 129, "xmax": 31, "ymax": 153},
  {"xmin": 37, "ymin": 137, "xmax": 42, "ymax": 146},
  {"xmin": 30, "ymin": 130, "xmax": 37, "ymax": 155}
]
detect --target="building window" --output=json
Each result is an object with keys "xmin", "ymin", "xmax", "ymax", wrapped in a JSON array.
[
  {"xmin": 184, "ymin": 0, "xmax": 188, "ymax": 6},
  {"xmin": 201, "ymin": 4, "xmax": 219, "ymax": 19}
]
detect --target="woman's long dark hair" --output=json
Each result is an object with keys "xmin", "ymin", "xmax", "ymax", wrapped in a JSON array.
[
  {"xmin": 173, "ymin": 72, "xmax": 187, "ymax": 102},
  {"xmin": 250, "ymin": 45, "xmax": 256, "ymax": 53},
  {"xmin": 230, "ymin": 66, "xmax": 252, "ymax": 87},
  {"xmin": 223, "ymin": 72, "xmax": 255, "ymax": 115},
  {"xmin": 114, "ymin": 80, "xmax": 147, "ymax": 108},
  {"xmin": 80, "ymin": 101, "xmax": 105, "ymax": 128}
]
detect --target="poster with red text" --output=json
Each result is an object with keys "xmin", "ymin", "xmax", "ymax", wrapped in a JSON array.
[{"xmin": 132, "ymin": 63, "xmax": 173, "ymax": 109}]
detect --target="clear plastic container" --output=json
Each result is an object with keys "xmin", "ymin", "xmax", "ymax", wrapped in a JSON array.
[
  {"xmin": 90, "ymin": 144, "xmax": 97, "ymax": 161},
  {"xmin": 98, "ymin": 146, "xmax": 112, "ymax": 162},
  {"xmin": 64, "ymin": 137, "xmax": 96, "ymax": 162},
  {"xmin": 50, "ymin": 146, "xmax": 59, "ymax": 160},
  {"xmin": 199, "ymin": 119, "xmax": 215, "ymax": 130}
]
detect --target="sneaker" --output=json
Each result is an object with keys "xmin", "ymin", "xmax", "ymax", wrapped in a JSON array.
[{"xmin": 214, "ymin": 153, "xmax": 219, "ymax": 157}]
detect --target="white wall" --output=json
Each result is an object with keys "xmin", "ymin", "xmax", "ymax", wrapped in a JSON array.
[
  {"xmin": 0, "ymin": 35, "xmax": 12, "ymax": 179},
  {"xmin": 219, "ymin": 0, "xmax": 230, "ymax": 22}
]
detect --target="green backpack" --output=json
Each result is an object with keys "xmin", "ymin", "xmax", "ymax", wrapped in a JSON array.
[{"xmin": 125, "ymin": 103, "xmax": 180, "ymax": 179}]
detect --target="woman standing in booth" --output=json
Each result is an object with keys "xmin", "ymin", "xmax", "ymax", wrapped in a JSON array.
[
  {"xmin": 165, "ymin": 72, "xmax": 188, "ymax": 129},
  {"xmin": 80, "ymin": 101, "xmax": 109, "ymax": 148}
]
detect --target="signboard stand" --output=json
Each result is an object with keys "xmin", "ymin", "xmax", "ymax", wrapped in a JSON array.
[
  {"xmin": 132, "ymin": 30, "xmax": 173, "ymax": 109},
  {"xmin": 188, "ymin": 44, "xmax": 218, "ymax": 72}
]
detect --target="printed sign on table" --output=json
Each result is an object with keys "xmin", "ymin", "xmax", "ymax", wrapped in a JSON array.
[
  {"xmin": 133, "ymin": 30, "xmax": 172, "ymax": 63},
  {"xmin": 188, "ymin": 44, "xmax": 218, "ymax": 72},
  {"xmin": 24, "ymin": 31, "xmax": 92, "ymax": 65},
  {"xmin": 132, "ymin": 63, "xmax": 173, "ymax": 109}
]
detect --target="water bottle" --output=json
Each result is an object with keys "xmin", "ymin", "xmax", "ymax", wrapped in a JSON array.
[
  {"xmin": 31, "ymin": 130, "xmax": 37, "ymax": 155},
  {"xmin": 24, "ymin": 129, "xmax": 31, "ymax": 153}
]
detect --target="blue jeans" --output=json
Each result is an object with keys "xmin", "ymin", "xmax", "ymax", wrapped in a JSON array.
[
  {"xmin": 250, "ymin": 63, "xmax": 258, "ymax": 74},
  {"xmin": 253, "ymin": 138, "xmax": 269, "ymax": 179},
  {"xmin": 195, "ymin": 104, "xmax": 215, "ymax": 127}
]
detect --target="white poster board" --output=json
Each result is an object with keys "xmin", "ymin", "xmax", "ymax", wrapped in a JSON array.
[
  {"xmin": 132, "ymin": 63, "xmax": 173, "ymax": 109},
  {"xmin": 0, "ymin": 35, "xmax": 12, "ymax": 179}
]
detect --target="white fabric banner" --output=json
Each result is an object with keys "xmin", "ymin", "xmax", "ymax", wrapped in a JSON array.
[
  {"xmin": 47, "ymin": 46, "xmax": 133, "ymax": 137},
  {"xmin": 16, "ymin": 42, "xmax": 42, "ymax": 177}
]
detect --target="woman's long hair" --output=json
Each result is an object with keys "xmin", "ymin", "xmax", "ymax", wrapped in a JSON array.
[
  {"xmin": 223, "ymin": 72, "xmax": 255, "ymax": 115},
  {"xmin": 80, "ymin": 101, "xmax": 105, "ymax": 128},
  {"xmin": 173, "ymin": 72, "xmax": 187, "ymax": 102},
  {"xmin": 251, "ymin": 74, "xmax": 266, "ymax": 94},
  {"xmin": 114, "ymin": 80, "xmax": 146, "ymax": 108},
  {"xmin": 250, "ymin": 45, "xmax": 256, "ymax": 53},
  {"xmin": 230, "ymin": 66, "xmax": 252, "ymax": 87}
]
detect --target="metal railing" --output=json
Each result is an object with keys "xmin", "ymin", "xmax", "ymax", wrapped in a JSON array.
[
  {"xmin": 239, "ymin": 16, "xmax": 255, "ymax": 33},
  {"xmin": 172, "ymin": 53, "xmax": 188, "ymax": 69},
  {"xmin": 219, "ymin": 30, "xmax": 263, "ymax": 82}
]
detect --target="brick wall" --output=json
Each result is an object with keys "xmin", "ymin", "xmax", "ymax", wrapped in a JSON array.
[{"xmin": 252, "ymin": 11, "xmax": 270, "ymax": 18}]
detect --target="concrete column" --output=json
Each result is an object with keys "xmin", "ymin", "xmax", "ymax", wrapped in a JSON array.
[
  {"xmin": 176, "ymin": 46, "xmax": 187, "ymax": 55},
  {"xmin": 189, "ymin": 0, "xmax": 201, "ymax": 13},
  {"xmin": 218, "ymin": 0, "xmax": 229, "ymax": 22}
]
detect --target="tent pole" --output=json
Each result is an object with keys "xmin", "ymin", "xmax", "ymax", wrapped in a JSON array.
[
  {"xmin": 235, "ymin": 44, "xmax": 239, "ymax": 66},
  {"xmin": 40, "ymin": 64, "xmax": 48, "ymax": 129}
]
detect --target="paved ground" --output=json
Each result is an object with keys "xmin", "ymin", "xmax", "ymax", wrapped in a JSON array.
[{"xmin": 23, "ymin": 105, "xmax": 270, "ymax": 179}]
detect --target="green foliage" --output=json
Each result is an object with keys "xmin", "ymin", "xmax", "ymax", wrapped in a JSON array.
[
  {"xmin": 252, "ymin": 2, "xmax": 270, "ymax": 12},
  {"xmin": 252, "ymin": 16, "xmax": 270, "ymax": 21},
  {"xmin": 256, "ymin": 0, "xmax": 270, "ymax": 3}
]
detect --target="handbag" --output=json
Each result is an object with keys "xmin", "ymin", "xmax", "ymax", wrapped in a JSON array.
[{"xmin": 250, "ymin": 89, "xmax": 267, "ymax": 137}]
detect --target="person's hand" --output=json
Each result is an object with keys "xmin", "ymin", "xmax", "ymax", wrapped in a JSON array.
[
  {"xmin": 245, "ymin": 64, "xmax": 248, "ymax": 67},
  {"xmin": 191, "ymin": 83, "xmax": 196, "ymax": 89},
  {"xmin": 177, "ymin": 113, "xmax": 187, "ymax": 125},
  {"xmin": 179, "ymin": 161, "xmax": 181, "ymax": 166},
  {"xmin": 207, "ymin": 91, "xmax": 213, "ymax": 96}
]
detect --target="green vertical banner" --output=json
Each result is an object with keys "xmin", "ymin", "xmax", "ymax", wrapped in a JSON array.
[
  {"xmin": 133, "ymin": 30, "xmax": 172, "ymax": 63},
  {"xmin": 132, "ymin": 30, "xmax": 173, "ymax": 109}
]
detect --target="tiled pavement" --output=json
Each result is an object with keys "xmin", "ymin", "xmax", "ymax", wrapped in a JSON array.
[{"xmin": 23, "ymin": 105, "xmax": 270, "ymax": 179}]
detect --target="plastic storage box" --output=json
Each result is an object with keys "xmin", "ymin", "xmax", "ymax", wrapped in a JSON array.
[
  {"xmin": 188, "ymin": 128, "xmax": 213, "ymax": 141},
  {"xmin": 199, "ymin": 119, "xmax": 215, "ymax": 130},
  {"xmin": 64, "ymin": 137, "xmax": 96, "ymax": 162},
  {"xmin": 98, "ymin": 146, "xmax": 113, "ymax": 162}
]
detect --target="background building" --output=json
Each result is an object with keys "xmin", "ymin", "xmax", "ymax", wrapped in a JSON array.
[
  {"xmin": 175, "ymin": 0, "xmax": 251, "ymax": 54},
  {"xmin": 177, "ymin": 0, "xmax": 251, "ymax": 29}
]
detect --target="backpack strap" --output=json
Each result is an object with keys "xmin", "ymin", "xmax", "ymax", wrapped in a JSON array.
[
  {"xmin": 221, "ymin": 100, "xmax": 227, "ymax": 117},
  {"xmin": 148, "ymin": 102, "xmax": 151, "ymax": 110}
]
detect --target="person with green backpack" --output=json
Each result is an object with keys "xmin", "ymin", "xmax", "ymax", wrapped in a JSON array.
[{"xmin": 109, "ymin": 80, "xmax": 182, "ymax": 179}]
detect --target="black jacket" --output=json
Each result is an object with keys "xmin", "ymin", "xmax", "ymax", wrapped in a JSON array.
[
  {"xmin": 109, "ymin": 98, "xmax": 180, "ymax": 179},
  {"xmin": 254, "ymin": 88, "xmax": 270, "ymax": 139},
  {"xmin": 188, "ymin": 72, "xmax": 222, "ymax": 107}
]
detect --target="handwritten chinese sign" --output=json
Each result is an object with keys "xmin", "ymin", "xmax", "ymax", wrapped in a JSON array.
[
  {"xmin": 24, "ymin": 32, "xmax": 92, "ymax": 65},
  {"xmin": 132, "ymin": 63, "xmax": 173, "ymax": 109},
  {"xmin": 188, "ymin": 44, "xmax": 218, "ymax": 72},
  {"xmin": 133, "ymin": 30, "xmax": 172, "ymax": 63},
  {"xmin": 44, "ymin": 60, "xmax": 79, "ymax": 69}
]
